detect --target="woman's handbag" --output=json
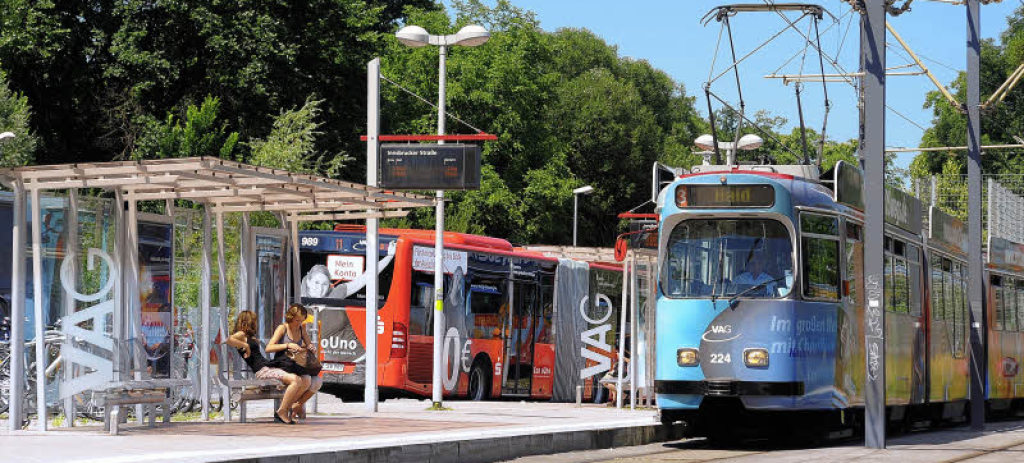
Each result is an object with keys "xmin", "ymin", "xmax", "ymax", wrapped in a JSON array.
[{"xmin": 287, "ymin": 346, "xmax": 322, "ymax": 376}]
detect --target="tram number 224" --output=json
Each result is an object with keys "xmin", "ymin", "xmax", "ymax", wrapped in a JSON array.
[{"xmin": 709, "ymin": 353, "xmax": 731, "ymax": 364}]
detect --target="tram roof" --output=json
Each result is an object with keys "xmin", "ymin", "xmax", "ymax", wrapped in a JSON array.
[{"xmin": 0, "ymin": 156, "xmax": 433, "ymax": 222}]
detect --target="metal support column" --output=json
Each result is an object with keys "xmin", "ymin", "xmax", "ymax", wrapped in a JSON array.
[
  {"xmin": 365, "ymin": 57, "xmax": 381, "ymax": 412},
  {"xmin": 860, "ymin": 0, "xmax": 887, "ymax": 449},
  {"xmin": 289, "ymin": 218, "xmax": 301, "ymax": 305},
  {"xmin": 124, "ymin": 194, "xmax": 144, "ymax": 423},
  {"xmin": 200, "ymin": 208, "xmax": 212, "ymax": 420},
  {"xmin": 63, "ymin": 189, "xmax": 80, "ymax": 426},
  {"xmin": 8, "ymin": 181, "xmax": 25, "ymax": 431},
  {"xmin": 966, "ymin": 0, "xmax": 986, "ymax": 431},
  {"xmin": 215, "ymin": 212, "xmax": 231, "ymax": 422},
  {"xmin": 30, "ymin": 188, "xmax": 46, "ymax": 430},
  {"xmin": 238, "ymin": 213, "xmax": 250, "ymax": 312},
  {"xmin": 629, "ymin": 258, "xmax": 638, "ymax": 410},
  {"xmin": 616, "ymin": 261, "xmax": 628, "ymax": 409}
]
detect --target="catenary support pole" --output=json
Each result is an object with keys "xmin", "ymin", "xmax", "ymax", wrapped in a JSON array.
[
  {"xmin": 200, "ymin": 208, "xmax": 212, "ymax": 420},
  {"xmin": 365, "ymin": 57, "xmax": 381, "ymax": 412},
  {"xmin": 966, "ymin": 0, "xmax": 986, "ymax": 432},
  {"xmin": 630, "ymin": 258, "xmax": 638, "ymax": 410},
  {"xmin": 432, "ymin": 44, "xmax": 448, "ymax": 409},
  {"xmin": 8, "ymin": 181, "xmax": 25, "ymax": 431},
  {"xmin": 30, "ymin": 188, "xmax": 46, "ymax": 430},
  {"xmin": 861, "ymin": 0, "xmax": 887, "ymax": 449}
]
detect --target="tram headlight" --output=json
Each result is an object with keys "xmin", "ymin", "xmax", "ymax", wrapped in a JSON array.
[
  {"xmin": 743, "ymin": 348, "xmax": 769, "ymax": 368},
  {"xmin": 677, "ymin": 348, "xmax": 699, "ymax": 367}
]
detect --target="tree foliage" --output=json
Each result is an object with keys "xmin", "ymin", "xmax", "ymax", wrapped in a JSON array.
[{"xmin": 0, "ymin": 68, "xmax": 37, "ymax": 167}]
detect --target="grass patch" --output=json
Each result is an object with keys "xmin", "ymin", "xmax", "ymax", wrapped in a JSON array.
[{"xmin": 426, "ymin": 403, "xmax": 453, "ymax": 411}]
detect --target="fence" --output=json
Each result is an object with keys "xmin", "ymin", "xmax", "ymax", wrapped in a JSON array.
[{"xmin": 910, "ymin": 174, "xmax": 1024, "ymax": 244}]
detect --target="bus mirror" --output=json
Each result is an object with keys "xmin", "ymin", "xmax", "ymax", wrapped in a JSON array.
[{"xmin": 614, "ymin": 237, "xmax": 627, "ymax": 261}]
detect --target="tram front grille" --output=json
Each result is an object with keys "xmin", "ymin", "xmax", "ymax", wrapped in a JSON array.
[{"xmin": 705, "ymin": 380, "xmax": 737, "ymax": 396}]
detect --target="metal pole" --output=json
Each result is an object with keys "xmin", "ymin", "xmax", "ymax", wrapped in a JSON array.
[
  {"xmin": 200, "ymin": 208, "xmax": 212, "ymax": 420},
  {"xmin": 860, "ymin": 0, "xmax": 887, "ymax": 449},
  {"xmin": 8, "ymin": 181, "xmax": 25, "ymax": 431},
  {"xmin": 215, "ymin": 212, "xmax": 230, "ymax": 422},
  {"xmin": 966, "ymin": 0, "xmax": 986, "ymax": 431},
  {"xmin": 432, "ymin": 44, "xmax": 447, "ymax": 408},
  {"xmin": 630, "ymin": 258, "xmax": 638, "ymax": 410},
  {"xmin": 63, "ymin": 189, "xmax": 80, "ymax": 426},
  {"xmin": 30, "ymin": 188, "xmax": 46, "ymax": 430},
  {"xmin": 365, "ymin": 57, "xmax": 381, "ymax": 413},
  {"xmin": 238, "ymin": 213, "xmax": 249, "ymax": 312},
  {"xmin": 573, "ymin": 194, "xmax": 578, "ymax": 247},
  {"xmin": 125, "ymin": 194, "xmax": 144, "ymax": 423},
  {"xmin": 616, "ymin": 261, "xmax": 627, "ymax": 409},
  {"xmin": 290, "ymin": 218, "xmax": 301, "ymax": 305}
]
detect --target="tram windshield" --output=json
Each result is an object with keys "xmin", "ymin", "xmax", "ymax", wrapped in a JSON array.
[{"xmin": 663, "ymin": 219, "xmax": 794, "ymax": 299}]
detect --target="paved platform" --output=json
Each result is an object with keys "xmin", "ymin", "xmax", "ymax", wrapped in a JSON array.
[
  {"xmin": 0, "ymin": 396, "xmax": 664, "ymax": 463},
  {"xmin": 510, "ymin": 420, "xmax": 1024, "ymax": 463}
]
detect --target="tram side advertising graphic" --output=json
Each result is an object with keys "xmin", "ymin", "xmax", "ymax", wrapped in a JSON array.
[{"xmin": 297, "ymin": 227, "xmax": 625, "ymax": 402}]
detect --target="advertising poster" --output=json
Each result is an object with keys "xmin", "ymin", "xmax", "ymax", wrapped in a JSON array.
[{"xmin": 138, "ymin": 221, "xmax": 173, "ymax": 378}]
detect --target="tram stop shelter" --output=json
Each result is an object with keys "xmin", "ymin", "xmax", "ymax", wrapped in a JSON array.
[{"xmin": 0, "ymin": 156, "xmax": 432, "ymax": 432}]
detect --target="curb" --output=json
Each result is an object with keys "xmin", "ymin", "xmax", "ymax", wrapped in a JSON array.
[{"xmin": 226, "ymin": 423, "xmax": 685, "ymax": 463}]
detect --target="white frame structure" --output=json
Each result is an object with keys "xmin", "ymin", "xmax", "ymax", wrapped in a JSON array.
[{"xmin": 0, "ymin": 157, "xmax": 431, "ymax": 431}]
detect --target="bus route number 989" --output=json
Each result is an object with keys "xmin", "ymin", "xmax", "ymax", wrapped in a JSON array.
[{"xmin": 300, "ymin": 236, "xmax": 319, "ymax": 247}]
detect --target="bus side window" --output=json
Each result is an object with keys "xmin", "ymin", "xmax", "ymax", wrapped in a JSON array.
[
  {"xmin": 468, "ymin": 277, "xmax": 507, "ymax": 340},
  {"xmin": 537, "ymin": 283, "xmax": 554, "ymax": 344},
  {"xmin": 409, "ymin": 271, "xmax": 434, "ymax": 336}
]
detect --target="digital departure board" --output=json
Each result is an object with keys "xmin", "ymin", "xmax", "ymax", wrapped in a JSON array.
[
  {"xmin": 677, "ymin": 184, "xmax": 775, "ymax": 208},
  {"xmin": 379, "ymin": 144, "xmax": 481, "ymax": 190}
]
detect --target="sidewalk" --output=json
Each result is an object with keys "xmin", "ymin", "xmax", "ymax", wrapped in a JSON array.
[{"xmin": 1, "ymin": 396, "xmax": 663, "ymax": 463}]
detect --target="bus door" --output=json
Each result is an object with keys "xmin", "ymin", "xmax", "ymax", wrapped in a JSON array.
[{"xmin": 503, "ymin": 281, "xmax": 538, "ymax": 396}]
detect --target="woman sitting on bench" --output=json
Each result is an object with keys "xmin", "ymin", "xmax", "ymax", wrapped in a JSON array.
[{"xmin": 226, "ymin": 310, "xmax": 309, "ymax": 424}]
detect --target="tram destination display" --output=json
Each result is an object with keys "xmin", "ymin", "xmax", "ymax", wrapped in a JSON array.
[
  {"xmin": 379, "ymin": 143, "xmax": 481, "ymax": 190},
  {"xmin": 677, "ymin": 184, "xmax": 775, "ymax": 208}
]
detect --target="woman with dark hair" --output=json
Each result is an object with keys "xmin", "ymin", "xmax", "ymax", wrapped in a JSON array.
[
  {"xmin": 267, "ymin": 304, "xmax": 322, "ymax": 421},
  {"xmin": 225, "ymin": 310, "xmax": 308, "ymax": 424}
]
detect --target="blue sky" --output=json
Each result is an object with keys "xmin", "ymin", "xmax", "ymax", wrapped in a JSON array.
[{"xmin": 459, "ymin": 1, "xmax": 1022, "ymax": 171}]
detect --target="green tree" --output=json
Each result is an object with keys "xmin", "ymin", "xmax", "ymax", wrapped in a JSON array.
[
  {"xmin": 133, "ymin": 96, "xmax": 238, "ymax": 160},
  {"xmin": 0, "ymin": 68, "xmax": 37, "ymax": 166}
]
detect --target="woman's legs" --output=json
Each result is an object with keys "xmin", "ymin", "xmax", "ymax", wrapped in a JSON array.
[
  {"xmin": 277, "ymin": 373, "xmax": 309, "ymax": 422},
  {"xmin": 292, "ymin": 375, "xmax": 323, "ymax": 419}
]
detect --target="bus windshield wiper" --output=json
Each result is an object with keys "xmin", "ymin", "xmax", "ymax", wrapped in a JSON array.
[{"xmin": 726, "ymin": 277, "xmax": 787, "ymax": 309}]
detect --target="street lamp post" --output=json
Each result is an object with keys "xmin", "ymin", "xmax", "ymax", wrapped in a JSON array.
[
  {"xmin": 396, "ymin": 24, "xmax": 490, "ymax": 409},
  {"xmin": 572, "ymin": 185, "xmax": 594, "ymax": 247}
]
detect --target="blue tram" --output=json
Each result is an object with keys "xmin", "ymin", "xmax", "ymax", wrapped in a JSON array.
[{"xmin": 654, "ymin": 161, "xmax": 993, "ymax": 438}]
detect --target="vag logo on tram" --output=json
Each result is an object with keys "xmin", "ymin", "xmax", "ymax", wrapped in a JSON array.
[{"xmin": 701, "ymin": 325, "xmax": 740, "ymax": 342}]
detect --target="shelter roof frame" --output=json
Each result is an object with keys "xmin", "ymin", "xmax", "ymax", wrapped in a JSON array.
[{"xmin": 0, "ymin": 156, "xmax": 432, "ymax": 220}]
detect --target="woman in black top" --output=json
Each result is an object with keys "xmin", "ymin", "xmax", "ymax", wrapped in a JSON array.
[{"xmin": 225, "ymin": 310, "xmax": 309, "ymax": 424}]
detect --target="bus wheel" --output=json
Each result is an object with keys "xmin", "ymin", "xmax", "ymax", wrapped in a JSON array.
[{"xmin": 468, "ymin": 363, "xmax": 490, "ymax": 401}]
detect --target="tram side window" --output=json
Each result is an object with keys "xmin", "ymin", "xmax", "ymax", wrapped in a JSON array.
[
  {"xmin": 1017, "ymin": 280, "xmax": 1024, "ymax": 331},
  {"xmin": 907, "ymin": 244, "xmax": 922, "ymax": 317},
  {"xmin": 884, "ymin": 237, "xmax": 894, "ymax": 312},
  {"xmin": 945, "ymin": 260, "xmax": 957, "ymax": 323},
  {"xmin": 931, "ymin": 253, "xmax": 945, "ymax": 321},
  {"xmin": 1003, "ymin": 276, "xmax": 1011, "ymax": 331},
  {"xmin": 992, "ymin": 275, "xmax": 1004, "ymax": 331},
  {"xmin": 955, "ymin": 262, "xmax": 968, "ymax": 356},
  {"xmin": 844, "ymin": 222, "xmax": 863, "ymax": 304},
  {"xmin": 468, "ymin": 277, "xmax": 508, "ymax": 340},
  {"xmin": 801, "ymin": 214, "xmax": 840, "ymax": 300}
]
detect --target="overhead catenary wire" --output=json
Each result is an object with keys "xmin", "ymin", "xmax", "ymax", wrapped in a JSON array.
[{"xmin": 380, "ymin": 74, "xmax": 485, "ymax": 135}]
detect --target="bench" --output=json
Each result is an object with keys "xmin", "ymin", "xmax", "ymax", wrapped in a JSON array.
[
  {"xmin": 218, "ymin": 341, "xmax": 285, "ymax": 423},
  {"xmin": 99, "ymin": 378, "xmax": 191, "ymax": 435}
]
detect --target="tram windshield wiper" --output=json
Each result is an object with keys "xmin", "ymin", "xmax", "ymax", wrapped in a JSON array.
[
  {"xmin": 710, "ymin": 238, "xmax": 726, "ymax": 304},
  {"xmin": 726, "ymin": 277, "xmax": 787, "ymax": 309}
]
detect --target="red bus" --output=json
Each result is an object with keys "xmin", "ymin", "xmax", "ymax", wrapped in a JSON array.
[{"xmin": 298, "ymin": 226, "xmax": 624, "ymax": 402}]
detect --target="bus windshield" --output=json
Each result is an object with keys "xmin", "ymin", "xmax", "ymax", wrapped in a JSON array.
[{"xmin": 663, "ymin": 218, "xmax": 794, "ymax": 299}]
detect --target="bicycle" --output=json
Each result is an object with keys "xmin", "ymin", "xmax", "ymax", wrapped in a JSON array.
[{"xmin": 0, "ymin": 320, "xmax": 105, "ymax": 424}]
